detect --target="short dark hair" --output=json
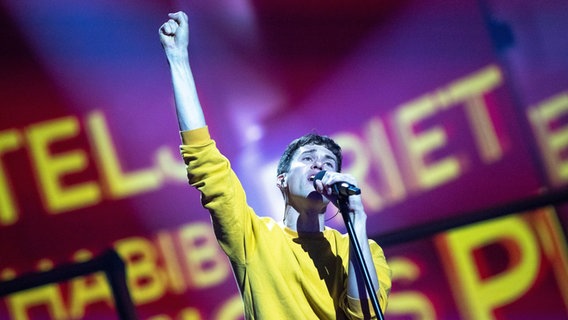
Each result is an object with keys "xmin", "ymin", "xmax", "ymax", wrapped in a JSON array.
[{"xmin": 277, "ymin": 133, "xmax": 342, "ymax": 175}]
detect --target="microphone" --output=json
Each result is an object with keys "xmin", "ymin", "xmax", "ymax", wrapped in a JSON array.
[{"xmin": 312, "ymin": 170, "xmax": 361, "ymax": 196}]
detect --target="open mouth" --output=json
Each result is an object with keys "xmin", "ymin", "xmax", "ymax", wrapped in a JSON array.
[{"xmin": 308, "ymin": 175, "xmax": 315, "ymax": 182}]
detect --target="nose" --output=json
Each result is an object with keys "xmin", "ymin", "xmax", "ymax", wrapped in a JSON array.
[{"xmin": 311, "ymin": 160, "xmax": 323, "ymax": 170}]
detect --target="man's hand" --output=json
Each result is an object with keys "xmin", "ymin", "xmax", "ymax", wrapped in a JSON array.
[
  {"xmin": 159, "ymin": 11, "xmax": 189, "ymax": 60},
  {"xmin": 314, "ymin": 171, "xmax": 365, "ymax": 214}
]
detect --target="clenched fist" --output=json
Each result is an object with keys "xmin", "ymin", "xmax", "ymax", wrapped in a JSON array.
[{"xmin": 159, "ymin": 11, "xmax": 189, "ymax": 60}]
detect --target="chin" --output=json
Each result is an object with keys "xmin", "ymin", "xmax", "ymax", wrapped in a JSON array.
[{"xmin": 307, "ymin": 191, "xmax": 326, "ymax": 203}]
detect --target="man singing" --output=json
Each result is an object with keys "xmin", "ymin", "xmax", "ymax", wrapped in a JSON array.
[{"xmin": 159, "ymin": 11, "xmax": 391, "ymax": 319}]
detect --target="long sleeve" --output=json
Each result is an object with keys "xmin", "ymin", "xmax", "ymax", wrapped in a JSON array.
[
  {"xmin": 344, "ymin": 241, "xmax": 391, "ymax": 318},
  {"xmin": 179, "ymin": 127, "xmax": 258, "ymax": 265}
]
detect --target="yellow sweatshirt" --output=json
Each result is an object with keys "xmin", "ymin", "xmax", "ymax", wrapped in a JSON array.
[{"xmin": 180, "ymin": 127, "xmax": 391, "ymax": 320}]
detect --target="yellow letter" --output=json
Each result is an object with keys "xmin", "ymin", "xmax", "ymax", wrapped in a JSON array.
[
  {"xmin": 1, "ymin": 268, "xmax": 16, "ymax": 281},
  {"xmin": 147, "ymin": 315, "xmax": 172, "ymax": 320},
  {"xmin": 531, "ymin": 207, "xmax": 568, "ymax": 309},
  {"xmin": 86, "ymin": 110, "xmax": 163, "ymax": 199},
  {"xmin": 365, "ymin": 118, "xmax": 407, "ymax": 207},
  {"xmin": 0, "ymin": 129, "xmax": 23, "ymax": 225},
  {"xmin": 156, "ymin": 231, "xmax": 187, "ymax": 294},
  {"xmin": 115, "ymin": 237, "xmax": 166, "ymax": 305},
  {"xmin": 178, "ymin": 307, "xmax": 203, "ymax": 320},
  {"xmin": 179, "ymin": 223, "xmax": 229, "ymax": 288},
  {"xmin": 386, "ymin": 257, "xmax": 436, "ymax": 319},
  {"xmin": 26, "ymin": 116, "xmax": 101, "ymax": 213},
  {"xmin": 68, "ymin": 250, "xmax": 113, "ymax": 318},
  {"xmin": 528, "ymin": 92, "xmax": 568, "ymax": 186},
  {"xmin": 435, "ymin": 215, "xmax": 539, "ymax": 320},
  {"xmin": 395, "ymin": 94, "xmax": 460, "ymax": 190},
  {"xmin": 447, "ymin": 66, "xmax": 503, "ymax": 163},
  {"xmin": 214, "ymin": 295, "xmax": 244, "ymax": 320},
  {"xmin": 7, "ymin": 284, "xmax": 68, "ymax": 320}
]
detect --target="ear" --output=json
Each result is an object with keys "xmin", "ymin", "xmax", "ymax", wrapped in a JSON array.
[{"xmin": 276, "ymin": 173, "xmax": 287, "ymax": 189}]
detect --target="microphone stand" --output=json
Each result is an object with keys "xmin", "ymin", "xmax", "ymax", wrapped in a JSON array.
[{"xmin": 335, "ymin": 187, "xmax": 385, "ymax": 320}]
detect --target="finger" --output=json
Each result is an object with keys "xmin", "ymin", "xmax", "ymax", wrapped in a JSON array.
[
  {"xmin": 165, "ymin": 19, "xmax": 180, "ymax": 35},
  {"xmin": 159, "ymin": 24, "xmax": 170, "ymax": 35},
  {"xmin": 315, "ymin": 180, "xmax": 324, "ymax": 193},
  {"xmin": 168, "ymin": 11, "xmax": 188, "ymax": 27},
  {"xmin": 322, "ymin": 172, "xmax": 339, "ymax": 186},
  {"xmin": 160, "ymin": 21, "xmax": 173, "ymax": 35},
  {"xmin": 316, "ymin": 180, "xmax": 332, "ymax": 196},
  {"xmin": 326, "ymin": 173, "xmax": 356, "ymax": 186}
]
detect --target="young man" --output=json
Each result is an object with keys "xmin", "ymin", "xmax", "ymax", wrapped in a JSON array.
[{"xmin": 159, "ymin": 11, "xmax": 391, "ymax": 319}]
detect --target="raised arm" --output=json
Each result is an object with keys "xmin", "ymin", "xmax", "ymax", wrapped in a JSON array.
[{"xmin": 159, "ymin": 11, "xmax": 206, "ymax": 131}]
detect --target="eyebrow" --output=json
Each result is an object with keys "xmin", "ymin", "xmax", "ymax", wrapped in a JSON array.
[{"xmin": 300, "ymin": 149, "xmax": 337, "ymax": 163}]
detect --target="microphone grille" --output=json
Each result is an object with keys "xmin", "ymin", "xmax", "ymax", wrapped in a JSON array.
[{"xmin": 314, "ymin": 170, "xmax": 326, "ymax": 181}]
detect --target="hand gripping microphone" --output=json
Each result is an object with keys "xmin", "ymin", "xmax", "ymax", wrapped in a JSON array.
[{"xmin": 312, "ymin": 170, "xmax": 361, "ymax": 196}]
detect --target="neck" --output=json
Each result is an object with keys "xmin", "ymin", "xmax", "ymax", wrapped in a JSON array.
[{"xmin": 283, "ymin": 205, "xmax": 326, "ymax": 233}]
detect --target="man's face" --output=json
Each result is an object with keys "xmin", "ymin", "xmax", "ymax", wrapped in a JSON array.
[{"xmin": 281, "ymin": 144, "xmax": 338, "ymax": 203}]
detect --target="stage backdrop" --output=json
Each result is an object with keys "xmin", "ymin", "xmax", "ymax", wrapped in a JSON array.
[{"xmin": 1, "ymin": 0, "xmax": 567, "ymax": 319}]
